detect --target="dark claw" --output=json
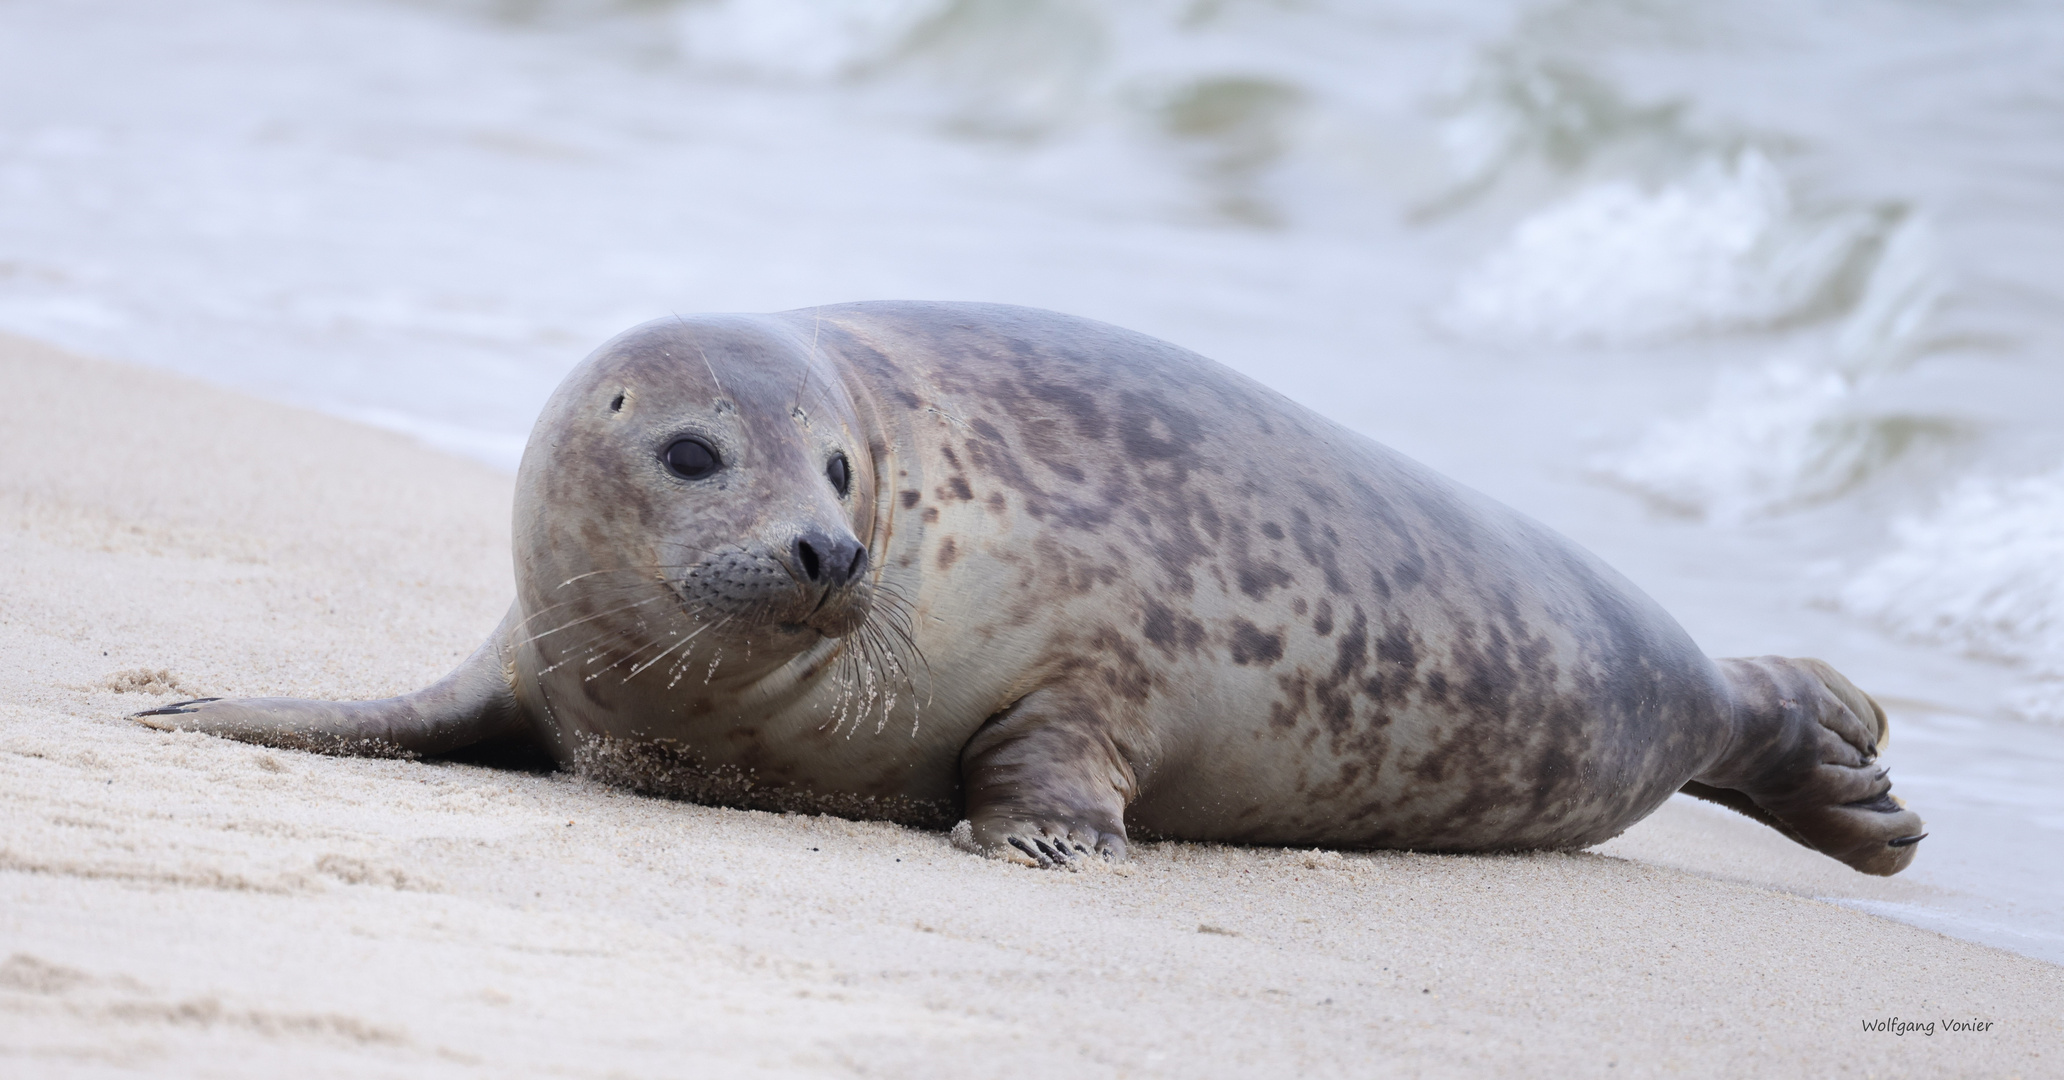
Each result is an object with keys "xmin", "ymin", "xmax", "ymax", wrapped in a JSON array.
[
  {"xmin": 1844, "ymin": 792, "xmax": 1902, "ymax": 813},
  {"xmin": 130, "ymin": 697, "xmax": 222, "ymax": 718},
  {"xmin": 1034, "ymin": 838, "xmax": 1068, "ymax": 863},
  {"xmin": 1008, "ymin": 836, "xmax": 1049, "ymax": 866},
  {"xmin": 1888, "ymin": 833, "xmax": 1927, "ymax": 848},
  {"xmin": 1072, "ymin": 843, "xmax": 1089, "ymax": 854}
]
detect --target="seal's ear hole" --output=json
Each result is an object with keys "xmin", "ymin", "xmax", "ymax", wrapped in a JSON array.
[
  {"xmin": 827, "ymin": 453, "xmax": 851, "ymax": 497},
  {"xmin": 609, "ymin": 392, "xmax": 625, "ymax": 413},
  {"xmin": 663, "ymin": 438, "xmax": 720, "ymax": 480}
]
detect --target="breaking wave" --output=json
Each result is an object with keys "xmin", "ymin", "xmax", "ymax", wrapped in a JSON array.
[
  {"xmin": 1587, "ymin": 359, "xmax": 1948, "ymax": 521},
  {"xmin": 1585, "ymin": 211, "xmax": 1948, "ymax": 520},
  {"xmin": 1439, "ymin": 152, "xmax": 1885, "ymax": 345},
  {"xmin": 1838, "ymin": 470, "xmax": 2064, "ymax": 724}
]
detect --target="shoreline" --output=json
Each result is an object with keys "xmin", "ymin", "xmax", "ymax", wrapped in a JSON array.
[{"xmin": 2, "ymin": 333, "xmax": 2057, "ymax": 1076}]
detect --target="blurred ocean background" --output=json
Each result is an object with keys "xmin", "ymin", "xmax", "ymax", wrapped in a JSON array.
[{"xmin": 3, "ymin": 0, "xmax": 2060, "ymax": 962}]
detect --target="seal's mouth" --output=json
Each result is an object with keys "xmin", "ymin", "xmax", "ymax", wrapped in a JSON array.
[{"xmin": 784, "ymin": 585, "xmax": 874, "ymax": 640}]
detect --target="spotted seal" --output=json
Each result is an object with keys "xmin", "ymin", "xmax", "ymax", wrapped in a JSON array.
[{"xmin": 135, "ymin": 302, "xmax": 1926, "ymax": 874}]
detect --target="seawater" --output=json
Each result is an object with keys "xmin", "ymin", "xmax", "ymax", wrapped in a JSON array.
[{"xmin": 3, "ymin": 0, "xmax": 2061, "ymax": 963}]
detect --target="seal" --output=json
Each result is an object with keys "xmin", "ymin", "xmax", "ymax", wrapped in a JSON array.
[{"xmin": 135, "ymin": 302, "xmax": 1926, "ymax": 874}]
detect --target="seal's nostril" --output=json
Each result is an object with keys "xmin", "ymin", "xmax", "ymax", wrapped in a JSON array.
[
  {"xmin": 796, "ymin": 532, "xmax": 865, "ymax": 588},
  {"xmin": 795, "ymin": 537, "xmax": 823, "ymax": 581},
  {"xmin": 827, "ymin": 538, "xmax": 866, "ymax": 586}
]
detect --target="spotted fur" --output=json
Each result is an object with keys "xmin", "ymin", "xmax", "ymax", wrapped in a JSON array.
[{"xmin": 134, "ymin": 302, "xmax": 1924, "ymax": 875}]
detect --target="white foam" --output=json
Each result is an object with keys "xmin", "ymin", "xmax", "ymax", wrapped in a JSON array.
[
  {"xmin": 1442, "ymin": 152, "xmax": 1881, "ymax": 345},
  {"xmin": 668, "ymin": 0, "xmax": 938, "ymax": 81},
  {"xmin": 1588, "ymin": 214, "xmax": 1943, "ymax": 519},
  {"xmin": 1839, "ymin": 470, "xmax": 2064, "ymax": 723},
  {"xmin": 1589, "ymin": 359, "xmax": 1878, "ymax": 520}
]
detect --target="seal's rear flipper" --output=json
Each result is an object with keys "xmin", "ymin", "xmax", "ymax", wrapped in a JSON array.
[
  {"xmin": 1687, "ymin": 656, "xmax": 1926, "ymax": 876},
  {"xmin": 132, "ymin": 605, "xmax": 531, "ymax": 759}
]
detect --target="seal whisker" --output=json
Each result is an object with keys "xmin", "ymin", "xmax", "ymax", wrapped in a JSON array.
[
  {"xmin": 691, "ymin": 339, "xmax": 726, "ymax": 399},
  {"xmin": 538, "ymin": 600, "xmax": 713, "ymax": 676},
  {"xmin": 854, "ymin": 583, "xmax": 931, "ymax": 720},
  {"xmin": 585, "ymin": 612, "xmax": 679, "ymax": 680},
  {"xmin": 517, "ymin": 596, "xmax": 670, "ymax": 650},
  {"xmin": 630, "ymin": 613, "xmax": 735, "ymax": 681},
  {"xmin": 664, "ymin": 617, "xmax": 734, "ymax": 690},
  {"xmin": 541, "ymin": 558, "xmax": 727, "ymax": 598}
]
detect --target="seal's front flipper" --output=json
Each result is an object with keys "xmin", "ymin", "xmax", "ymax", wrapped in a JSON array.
[
  {"xmin": 1688, "ymin": 656, "xmax": 1926, "ymax": 876},
  {"xmin": 959, "ymin": 687, "xmax": 1139, "ymax": 868},
  {"xmin": 133, "ymin": 605, "xmax": 530, "ymax": 759}
]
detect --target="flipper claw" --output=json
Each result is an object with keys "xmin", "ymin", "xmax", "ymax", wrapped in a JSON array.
[{"xmin": 128, "ymin": 697, "xmax": 222, "ymax": 718}]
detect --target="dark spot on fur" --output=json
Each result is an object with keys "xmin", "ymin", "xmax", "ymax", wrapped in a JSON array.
[
  {"xmin": 899, "ymin": 490, "xmax": 921, "ymax": 509},
  {"xmin": 1025, "ymin": 379, "xmax": 1108, "ymax": 440},
  {"xmin": 937, "ymin": 538, "xmax": 959, "ymax": 569},
  {"xmin": 1229, "ymin": 620, "xmax": 1285, "ymax": 667},
  {"xmin": 1307, "ymin": 608, "xmax": 1369, "ymax": 735},
  {"xmin": 1269, "ymin": 670, "xmax": 1310, "ymax": 729},
  {"xmin": 1299, "ymin": 482, "xmax": 1340, "ymax": 508},
  {"xmin": 1292, "ymin": 598, "xmax": 1308, "ymax": 615},
  {"xmin": 1117, "ymin": 391, "xmax": 1199, "ymax": 463},
  {"xmin": 1220, "ymin": 520, "xmax": 1294, "ymax": 601},
  {"xmin": 1260, "ymin": 521, "xmax": 1284, "ymax": 540},
  {"xmin": 1142, "ymin": 601, "xmax": 1207, "ymax": 658},
  {"xmin": 987, "ymin": 492, "xmax": 1007, "ymax": 513},
  {"xmin": 922, "ymin": 507, "xmax": 939, "ymax": 523},
  {"xmin": 1237, "ymin": 563, "xmax": 1292, "ymax": 600},
  {"xmin": 942, "ymin": 477, "xmax": 974, "ymax": 501},
  {"xmin": 1393, "ymin": 552, "xmax": 1426, "ymax": 591},
  {"xmin": 1313, "ymin": 599, "xmax": 1334, "ymax": 636},
  {"xmin": 1079, "ymin": 626, "xmax": 1156, "ymax": 704},
  {"xmin": 1376, "ymin": 623, "xmax": 1418, "ymax": 673},
  {"xmin": 1288, "ymin": 508, "xmax": 1349, "ymax": 595}
]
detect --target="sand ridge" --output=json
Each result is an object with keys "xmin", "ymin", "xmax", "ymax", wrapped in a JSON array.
[{"xmin": 1, "ymin": 334, "xmax": 2057, "ymax": 1077}]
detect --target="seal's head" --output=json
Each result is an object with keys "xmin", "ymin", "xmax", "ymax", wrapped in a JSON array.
[{"xmin": 512, "ymin": 316, "xmax": 881, "ymax": 693}]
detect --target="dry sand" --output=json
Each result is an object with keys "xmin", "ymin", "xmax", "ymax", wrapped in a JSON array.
[{"xmin": 1, "ymin": 332, "xmax": 2057, "ymax": 1078}]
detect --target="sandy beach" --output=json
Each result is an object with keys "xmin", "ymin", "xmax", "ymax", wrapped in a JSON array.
[{"xmin": 2, "ymin": 331, "xmax": 2058, "ymax": 1078}]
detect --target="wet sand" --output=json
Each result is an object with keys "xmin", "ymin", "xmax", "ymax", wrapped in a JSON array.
[{"xmin": 2, "ymin": 333, "xmax": 2056, "ymax": 1077}]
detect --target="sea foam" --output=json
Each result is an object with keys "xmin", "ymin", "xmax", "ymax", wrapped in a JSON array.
[
  {"xmin": 1439, "ymin": 152, "xmax": 1876, "ymax": 345},
  {"xmin": 1839, "ymin": 470, "xmax": 2064, "ymax": 724},
  {"xmin": 1587, "ymin": 213, "xmax": 1944, "ymax": 520}
]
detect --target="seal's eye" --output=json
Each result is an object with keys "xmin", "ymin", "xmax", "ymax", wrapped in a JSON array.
[
  {"xmin": 663, "ymin": 438, "xmax": 720, "ymax": 480},
  {"xmin": 827, "ymin": 453, "xmax": 851, "ymax": 497}
]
